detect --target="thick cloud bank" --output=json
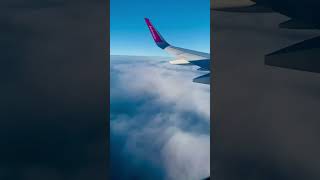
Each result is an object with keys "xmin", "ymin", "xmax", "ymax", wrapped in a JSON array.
[{"xmin": 110, "ymin": 55, "xmax": 210, "ymax": 180}]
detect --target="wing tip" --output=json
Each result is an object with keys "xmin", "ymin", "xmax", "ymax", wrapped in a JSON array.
[{"xmin": 144, "ymin": 18, "xmax": 170, "ymax": 49}]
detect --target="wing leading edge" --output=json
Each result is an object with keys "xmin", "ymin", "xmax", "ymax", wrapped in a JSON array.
[{"xmin": 144, "ymin": 18, "xmax": 210, "ymax": 84}]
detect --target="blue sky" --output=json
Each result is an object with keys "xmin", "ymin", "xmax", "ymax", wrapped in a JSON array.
[{"xmin": 110, "ymin": 0, "xmax": 210, "ymax": 56}]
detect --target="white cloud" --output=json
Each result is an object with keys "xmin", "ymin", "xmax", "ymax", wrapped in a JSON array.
[
  {"xmin": 111, "ymin": 56, "xmax": 210, "ymax": 180},
  {"xmin": 112, "ymin": 56, "xmax": 210, "ymax": 120},
  {"xmin": 162, "ymin": 129, "xmax": 210, "ymax": 180}
]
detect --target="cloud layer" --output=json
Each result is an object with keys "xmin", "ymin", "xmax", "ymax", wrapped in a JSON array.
[{"xmin": 110, "ymin": 55, "xmax": 210, "ymax": 180}]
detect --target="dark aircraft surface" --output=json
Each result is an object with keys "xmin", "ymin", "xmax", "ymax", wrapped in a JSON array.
[{"xmin": 212, "ymin": 0, "xmax": 320, "ymax": 73}]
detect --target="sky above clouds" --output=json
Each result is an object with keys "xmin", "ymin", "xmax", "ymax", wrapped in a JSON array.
[{"xmin": 110, "ymin": 0, "xmax": 210, "ymax": 56}]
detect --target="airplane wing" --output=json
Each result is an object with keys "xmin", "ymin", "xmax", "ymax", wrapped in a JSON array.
[{"xmin": 144, "ymin": 18, "xmax": 210, "ymax": 84}]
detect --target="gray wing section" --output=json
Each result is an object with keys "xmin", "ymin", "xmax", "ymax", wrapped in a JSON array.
[
  {"xmin": 164, "ymin": 46, "xmax": 211, "ymax": 70},
  {"xmin": 265, "ymin": 36, "xmax": 320, "ymax": 73},
  {"xmin": 193, "ymin": 73, "xmax": 210, "ymax": 84}
]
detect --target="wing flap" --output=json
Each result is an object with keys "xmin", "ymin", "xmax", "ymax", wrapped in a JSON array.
[
  {"xmin": 169, "ymin": 59, "xmax": 190, "ymax": 65},
  {"xmin": 193, "ymin": 73, "xmax": 210, "ymax": 84},
  {"xmin": 189, "ymin": 59, "xmax": 210, "ymax": 70}
]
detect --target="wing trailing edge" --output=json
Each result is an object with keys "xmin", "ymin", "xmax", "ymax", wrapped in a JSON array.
[{"xmin": 193, "ymin": 73, "xmax": 210, "ymax": 84}]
